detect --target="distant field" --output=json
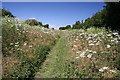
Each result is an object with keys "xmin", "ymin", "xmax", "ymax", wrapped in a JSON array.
[{"xmin": 2, "ymin": 17, "xmax": 120, "ymax": 78}]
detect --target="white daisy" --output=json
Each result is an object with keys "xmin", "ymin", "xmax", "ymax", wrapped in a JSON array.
[
  {"xmin": 87, "ymin": 54, "xmax": 93, "ymax": 58},
  {"xmin": 107, "ymin": 45, "xmax": 111, "ymax": 48}
]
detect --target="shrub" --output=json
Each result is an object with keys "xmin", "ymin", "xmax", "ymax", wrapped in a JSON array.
[
  {"xmin": 43, "ymin": 24, "xmax": 49, "ymax": 29},
  {"xmin": 1, "ymin": 9, "xmax": 15, "ymax": 18},
  {"xmin": 25, "ymin": 19, "xmax": 39, "ymax": 26}
]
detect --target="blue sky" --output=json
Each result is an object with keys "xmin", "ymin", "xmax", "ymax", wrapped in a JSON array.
[{"xmin": 2, "ymin": 2, "xmax": 106, "ymax": 29}]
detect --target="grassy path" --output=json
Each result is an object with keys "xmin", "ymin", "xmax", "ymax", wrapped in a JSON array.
[{"xmin": 35, "ymin": 31, "xmax": 72, "ymax": 78}]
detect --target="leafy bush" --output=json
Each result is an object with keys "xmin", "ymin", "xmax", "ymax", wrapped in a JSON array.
[
  {"xmin": 59, "ymin": 27, "xmax": 66, "ymax": 30},
  {"xmin": 25, "ymin": 19, "xmax": 39, "ymax": 26},
  {"xmin": 1, "ymin": 9, "xmax": 15, "ymax": 18},
  {"xmin": 38, "ymin": 22, "xmax": 43, "ymax": 26},
  {"xmin": 59, "ymin": 25, "xmax": 71, "ymax": 30},
  {"xmin": 43, "ymin": 24, "xmax": 49, "ymax": 29},
  {"xmin": 65, "ymin": 25, "xmax": 71, "ymax": 29}
]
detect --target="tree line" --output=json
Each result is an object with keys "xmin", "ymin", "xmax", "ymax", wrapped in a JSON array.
[
  {"xmin": 1, "ymin": 2, "xmax": 120, "ymax": 32},
  {"xmin": 1, "ymin": 9, "xmax": 50, "ymax": 29},
  {"xmin": 59, "ymin": 2, "xmax": 120, "ymax": 32}
]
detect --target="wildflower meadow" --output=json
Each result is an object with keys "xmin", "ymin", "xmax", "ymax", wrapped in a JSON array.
[
  {"xmin": 2, "ymin": 16, "xmax": 120, "ymax": 78},
  {"xmin": 1, "ymin": 2, "xmax": 120, "ymax": 79}
]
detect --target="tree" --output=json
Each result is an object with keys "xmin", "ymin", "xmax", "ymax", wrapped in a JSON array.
[
  {"xmin": 59, "ymin": 27, "xmax": 65, "ymax": 30},
  {"xmin": 1, "ymin": 9, "xmax": 15, "ymax": 18},
  {"xmin": 81, "ymin": 20, "xmax": 83, "ymax": 24},
  {"xmin": 43, "ymin": 24, "xmax": 49, "ymax": 28},
  {"xmin": 72, "ymin": 24, "xmax": 79, "ymax": 29},
  {"xmin": 103, "ymin": 2, "xmax": 120, "ymax": 31},
  {"xmin": 75, "ymin": 21, "xmax": 80, "ymax": 25},
  {"xmin": 25, "ymin": 19, "xmax": 39, "ymax": 26},
  {"xmin": 52, "ymin": 28, "xmax": 54, "ymax": 30},
  {"xmin": 38, "ymin": 22, "xmax": 43, "ymax": 26},
  {"xmin": 72, "ymin": 21, "xmax": 83, "ymax": 29},
  {"xmin": 71, "ymin": 2, "xmax": 120, "ymax": 32},
  {"xmin": 83, "ymin": 8, "xmax": 107, "ymax": 29},
  {"xmin": 65, "ymin": 25, "xmax": 71, "ymax": 29}
]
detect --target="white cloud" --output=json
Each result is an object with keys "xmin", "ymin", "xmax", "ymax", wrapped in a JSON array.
[
  {"xmin": 49, "ymin": 25, "xmax": 59, "ymax": 30},
  {"xmin": 29, "ymin": 17, "xmax": 36, "ymax": 19}
]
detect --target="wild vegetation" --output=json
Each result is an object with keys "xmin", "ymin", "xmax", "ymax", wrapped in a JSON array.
[
  {"xmin": 2, "ymin": 16, "xmax": 60, "ymax": 78},
  {"xmin": 59, "ymin": 2, "xmax": 120, "ymax": 32},
  {"xmin": 1, "ymin": 2, "xmax": 120, "ymax": 79},
  {"xmin": 25, "ymin": 19, "xmax": 49, "ymax": 29}
]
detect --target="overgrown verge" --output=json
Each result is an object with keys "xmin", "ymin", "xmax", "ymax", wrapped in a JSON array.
[
  {"xmin": 2, "ymin": 17, "xmax": 59, "ymax": 78},
  {"xmin": 66, "ymin": 27, "xmax": 120, "ymax": 78}
]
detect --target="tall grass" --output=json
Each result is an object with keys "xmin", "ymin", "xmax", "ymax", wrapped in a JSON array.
[
  {"xmin": 67, "ymin": 27, "xmax": 120, "ymax": 78},
  {"xmin": 35, "ymin": 32, "xmax": 69, "ymax": 78},
  {"xmin": 2, "ymin": 17, "xmax": 59, "ymax": 78}
]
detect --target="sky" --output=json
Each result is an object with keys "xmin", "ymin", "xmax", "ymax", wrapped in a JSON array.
[{"xmin": 2, "ymin": 2, "xmax": 106, "ymax": 29}]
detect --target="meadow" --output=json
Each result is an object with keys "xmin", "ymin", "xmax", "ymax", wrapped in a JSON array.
[{"xmin": 2, "ymin": 17, "xmax": 120, "ymax": 78}]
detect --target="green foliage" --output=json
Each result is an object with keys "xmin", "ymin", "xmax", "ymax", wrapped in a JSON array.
[
  {"xmin": 59, "ymin": 27, "xmax": 66, "ymax": 30},
  {"xmin": 103, "ymin": 2, "xmax": 120, "ymax": 31},
  {"xmin": 71, "ymin": 2, "xmax": 120, "ymax": 32},
  {"xmin": 25, "ymin": 19, "xmax": 49, "ymax": 28},
  {"xmin": 8, "ymin": 45, "xmax": 51, "ymax": 78},
  {"xmin": 81, "ymin": 20, "xmax": 83, "ymax": 24},
  {"xmin": 43, "ymin": 24, "xmax": 49, "ymax": 29},
  {"xmin": 72, "ymin": 24, "xmax": 82, "ymax": 29},
  {"xmin": 86, "ymin": 27, "xmax": 106, "ymax": 34},
  {"xmin": 2, "ymin": 17, "xmax": 58, "ymax": 78},
  {"xmin": 35, "ymin": 33, "xmax": 69, "ymax": 78},
  {"xmin": 38, "ymin": 22, "xmax": 43, "ymax": 26},
  {"xmin": 72, "ymin": 20, "xmax": 84, "ymax": 29},
  {"xmin": 25, "ymin": 19, "xmax": 39, "ymax": 26},
  {"xmin": 59, "ymin": 25, "xmax": 71, "ymax": 30},
  {"xmin": 65, "ymin": 25, "xmax": 71, "ymax": 29},
  {"xmin": 1, "ymin": 9, "xmax": 15, "ymax": 18},
  {"xmin": 80, "ymin": 9, "xmax": 106, "ymax": 29},
  {"xmin": 2, "ymin": 17, "xmax": 28, "ymax": 56},
  {"xmin": 75, "ymin": 21, "xmax": 80, "ymax": 25},
  {"xmin": 52, "ymin": 28, "xmax": 54, "ymax": 30}
]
